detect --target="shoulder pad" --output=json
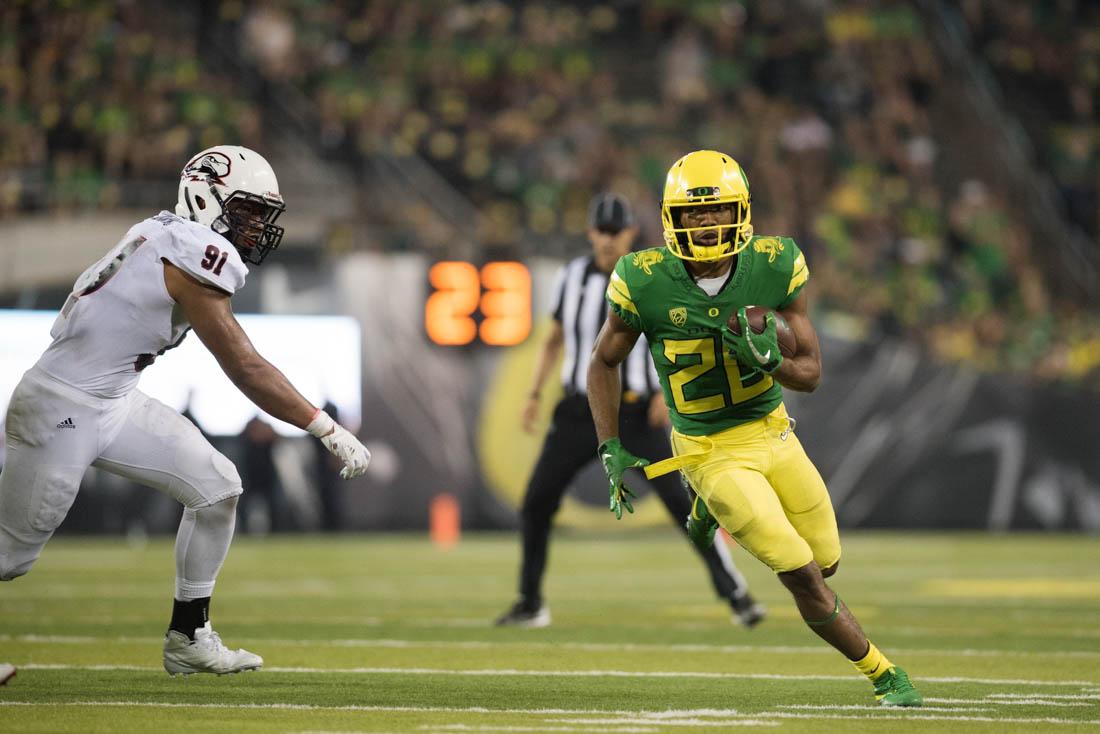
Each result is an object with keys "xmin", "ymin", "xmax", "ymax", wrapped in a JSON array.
[
  {"xmin": 760, "ymin": 236, "xmax": 808, "ymax": 306},
  {"xmin": 607, "ymin": 253, "xmax": 645, "ymax": 331},
  {"xmin": 156, "ymin": 219, "xmax": 247, "ymax": 295}
]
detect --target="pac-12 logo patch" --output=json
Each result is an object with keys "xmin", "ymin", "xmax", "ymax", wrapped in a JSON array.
[{"xmin": 669, "ymin": 307, "xmax": 687, "ymax": 327}]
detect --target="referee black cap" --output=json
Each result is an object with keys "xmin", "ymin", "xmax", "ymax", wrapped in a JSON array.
[{"xmin": 588, "ymin": 192, "xmax": 635, "ymax": 234}]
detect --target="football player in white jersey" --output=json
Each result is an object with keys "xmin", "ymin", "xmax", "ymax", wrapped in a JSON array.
[{"xmin": 0, "ymin": 145, "xmax": 370, "ymax": 676}]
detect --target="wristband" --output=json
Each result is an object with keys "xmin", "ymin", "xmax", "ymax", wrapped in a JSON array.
[
  {"xmin": 305, "ymin": 408, "xmax": 336, "ymax": 438},
  {"xmin": 598, "ymin": 437, "xmax": 622, "ymax": 455}
]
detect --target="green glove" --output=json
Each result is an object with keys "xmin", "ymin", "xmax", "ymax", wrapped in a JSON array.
[
  {"xmin": 722, "ymin": 307, "xmax": 783, "ymax": 374},
  {"xmin": 685, "ymin": 492, "xmax": 719, "ymax": 550},
  {"xmin": 597, "ymin": 437, "xmax": 650, "ymax": 520}
]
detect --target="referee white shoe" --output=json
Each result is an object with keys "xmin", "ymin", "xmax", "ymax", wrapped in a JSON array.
[
  {"xmin": 163, "ymin": 622, "xmax": 263, "ymax": 676},
  {"xmin": 494, "ymin": 599, "xmax": 551, "ymax": 628},
  {"xmin": 730, "ymin": 593, "xmax": 767, "ymax": 628},
  {"xmin": 0, "ymin": 663, "xmax": 15, "ymax": 685}
]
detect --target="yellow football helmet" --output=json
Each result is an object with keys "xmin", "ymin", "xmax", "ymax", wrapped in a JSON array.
[{"xmin": 661, "ymin": 150, "xmax": 752, "ymax": 261}]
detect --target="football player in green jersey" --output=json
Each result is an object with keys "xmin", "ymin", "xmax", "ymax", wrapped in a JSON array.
[{"xmin": 587, "ymin": 150, "xmax": 921, "ymax": 707}]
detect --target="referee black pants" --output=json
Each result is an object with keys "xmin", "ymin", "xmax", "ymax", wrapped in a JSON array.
[{"xmin": 518, "ymin": 393, "xmax": 748, "ymax": 605}]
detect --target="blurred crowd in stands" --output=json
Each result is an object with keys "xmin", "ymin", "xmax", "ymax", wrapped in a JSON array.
[
  {"xmin": 0, "ymin": 1, "xmax": 262, "ymax": 213},
  {"xmin": 964, "ymin": 0, "xmax": 1099, "ymax": 241},
  {"xmin": 2, "ymin": 0, "xmax": 1098, "ymax": 385}
]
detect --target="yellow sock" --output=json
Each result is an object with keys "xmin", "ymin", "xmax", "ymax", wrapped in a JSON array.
[{"xmin": 852, "ymin": 641, "xmax": 893, "ymax": 682}]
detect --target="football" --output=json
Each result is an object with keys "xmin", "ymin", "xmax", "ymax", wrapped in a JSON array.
[{"xmin": 727, "ymin": 305, "xmax": 798, "ymax": 358}]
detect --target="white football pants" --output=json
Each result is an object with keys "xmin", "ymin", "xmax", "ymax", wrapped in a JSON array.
[{"xmin": 0, "ymin": 366, "xmax": 242, "ymax": 598}]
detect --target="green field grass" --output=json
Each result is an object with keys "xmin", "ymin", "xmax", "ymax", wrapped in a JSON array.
[{"xmin": 1, "ymin": 531, "xmax": 1099, "ymax": 732}]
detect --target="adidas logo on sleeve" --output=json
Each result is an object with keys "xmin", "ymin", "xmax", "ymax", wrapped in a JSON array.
[{"xmin": 56, "ymin": 417, "xmax": 76, "ymax": 429}]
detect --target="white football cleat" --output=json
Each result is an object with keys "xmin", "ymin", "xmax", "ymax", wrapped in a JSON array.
[
  {"xmin": 163, "ymin": 622, "xmax": 263, "ymax": 676},
  {"xmin": 0, "ymin": 663, "xmax": 15, "ymax": 685}
]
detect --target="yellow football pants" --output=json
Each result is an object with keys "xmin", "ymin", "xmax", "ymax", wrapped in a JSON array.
[{"xmin": 670, "ymin": 403, "xmax": 841, "ymax": 574}]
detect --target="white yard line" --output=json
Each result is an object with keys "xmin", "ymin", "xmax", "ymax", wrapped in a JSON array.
[
  {"xmin": 760, "ymin": 711, "xmax": 1100, "ymax": 726},
  {"xmin": 556, "ymin": 719, "xmax": 776, "ymax": 728},
  {"xmin": 989, "ymin": 693, "xmax": 1100, "ymax": 701},
  {"xmin": 0, "ymin": 700, "xmax": 1096, "ymax": 727},
  {"xmin": 14, "ymin": 663, "xmax": 1098, "ymax": 687},
  {"xmin": 22, "ymin": 664, "xmax": 153, "ymax": 672},
  {"xmin": 778, "ymin": 704, "xmax": 995, "ymax": 712},
  {"xmin": 0, "ymin": 701, "xmax": 742, "ymax": 716},
  {"xmin": 922, "ymin": 675, "xmax": 1099, "ymax": 686},
  {"xmin": 3, "ymin": 634, "xmax": 103, "ymax": 644},
  {"xmin": 621, "ymin": 710, "xmax": 783, "ymax": 718},
  {"xmin": 923, "ymin": 697, "xmax": 1090, "ymax": 707},
  {"xmin": 424, "ymin": 726, "xmax": 661, "ymax": 733},
  {"xmin": 4, "ymin": 633, "xmax": 1098, "ymax": 660}
]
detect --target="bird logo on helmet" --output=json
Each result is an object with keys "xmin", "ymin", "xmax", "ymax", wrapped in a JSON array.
[
  {"xmin": 660, "ymin": 150, "xmax": 753, "ymax": 262},
  {"xmin": 176, "ymin": 145, "xmax": 286, "ymax": 265},
  {"xmin": 182, "ymin": 152, "xmax": 232, "ymax": 184}
]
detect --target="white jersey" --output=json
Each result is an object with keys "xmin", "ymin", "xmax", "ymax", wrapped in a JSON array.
[{"xmin": 35, "ymin": 211, "xmax": 248, "ymax": 398}]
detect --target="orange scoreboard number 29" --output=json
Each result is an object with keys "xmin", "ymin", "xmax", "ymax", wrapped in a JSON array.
[{"xmin": 425, "ymin": 261, "xmax": 531, "ymax": 346}]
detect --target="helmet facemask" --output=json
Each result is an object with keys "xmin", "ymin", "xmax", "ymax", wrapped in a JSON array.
[
  {"xmin": 664, "ymin": 198, "xmax": 752, "ymax": 262},
  {"xmin": 212, "ymin": 190, "xmax": 286, "ymax": 265}
]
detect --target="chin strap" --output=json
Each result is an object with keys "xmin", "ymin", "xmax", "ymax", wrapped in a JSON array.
[{"xmin": 183, "ymin": 190, "xmax": 200, "ymax": 221}]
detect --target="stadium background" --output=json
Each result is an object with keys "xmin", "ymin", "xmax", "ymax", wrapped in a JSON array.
[{"xmin": 1, "ymin": 0, "xmax": 1099, "ymax": 536}]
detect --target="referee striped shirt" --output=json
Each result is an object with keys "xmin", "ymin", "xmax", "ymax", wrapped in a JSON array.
[{"xmin": 551, "ymin": 255, "xmax": 660, "ymax": 397}]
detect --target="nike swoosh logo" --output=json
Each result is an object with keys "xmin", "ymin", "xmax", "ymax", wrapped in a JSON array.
[{"xmin": 755, "ymin": 349, "xmax": 771, "ymax": 364}]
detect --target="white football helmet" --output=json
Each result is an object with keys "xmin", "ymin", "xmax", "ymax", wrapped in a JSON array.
[{"xmin": 175, "ymin": 145, "xmax": 286, "ymax": 265}]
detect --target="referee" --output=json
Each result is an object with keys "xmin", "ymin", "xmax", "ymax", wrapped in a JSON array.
[{"xmin": 495, "ymin": 192, "xmax": 766, "ymax": 628}]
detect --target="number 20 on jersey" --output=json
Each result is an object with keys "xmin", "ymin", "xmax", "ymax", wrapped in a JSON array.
[{"xmin": 425, "ymin": 261, "xmax": 531, "ymax": 346}]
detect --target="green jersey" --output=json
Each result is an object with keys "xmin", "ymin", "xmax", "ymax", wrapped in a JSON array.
[{"xmin": 605, "ymin": 235, "xmax": 809, "ymax": 436}]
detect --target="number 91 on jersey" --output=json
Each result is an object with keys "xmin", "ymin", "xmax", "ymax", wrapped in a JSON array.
[{"xmin": 425, "ymin": 261, "xmax": 531, "ymax": 347}]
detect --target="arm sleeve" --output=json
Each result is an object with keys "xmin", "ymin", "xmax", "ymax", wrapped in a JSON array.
[
  {"xmin": 158, "ymin": 225, "xmax": 248, "ymax": 295},
  {"xmin": 778, "ymin": 237, "xmax": 809, "ymax": 309},
  {"xmin": 605, "ymin": 256, "xmax": 643, "ymax": 332}
]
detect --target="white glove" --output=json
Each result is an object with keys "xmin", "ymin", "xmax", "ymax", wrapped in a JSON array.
[{"xmin": 306, "ymin": 409, "xmax": 371, "ymax": 479}]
